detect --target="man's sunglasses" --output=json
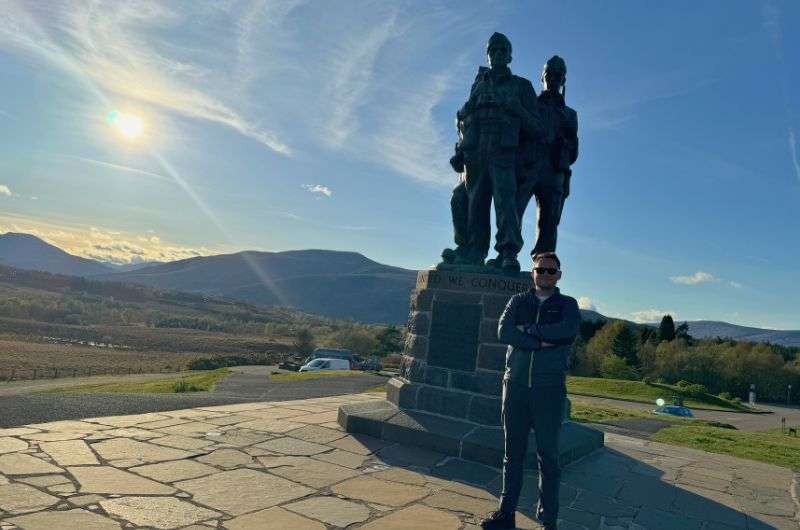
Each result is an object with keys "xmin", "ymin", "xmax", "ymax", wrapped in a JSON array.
[{"xmin": 534, "ymin": 267, "xmax": 559, "ymax": 275}]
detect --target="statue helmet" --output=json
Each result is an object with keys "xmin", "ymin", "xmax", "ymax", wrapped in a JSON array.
[
  {"xmin": 543, "ymin": 55, "xmax": 567, "ymax": 75},
  {"xmin": 487, "ymin": 32, "xmax": 512, "ymax": 53}
]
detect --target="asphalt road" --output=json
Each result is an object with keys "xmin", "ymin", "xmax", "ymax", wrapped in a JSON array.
[{"xmin": 0, "ymin": 366, "xmax": 387, "ymax": 427}]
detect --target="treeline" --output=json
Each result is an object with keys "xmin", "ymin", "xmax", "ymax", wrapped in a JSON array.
[{"xmin": 574, "ymin": 315, "xmax": 800, "ymax": 403}]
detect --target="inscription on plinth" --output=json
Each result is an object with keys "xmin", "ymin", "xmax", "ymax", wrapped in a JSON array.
[
  {"xmin": 417, "ymin": 270, "xmax": 531, "ymax": 295},
  {"xmin": 427, "ymin": 300, "xmax": 481, "ymax": 371}
]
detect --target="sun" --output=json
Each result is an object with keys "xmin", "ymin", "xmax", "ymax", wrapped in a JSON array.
[{"xmin": 107, "ymin": 110, "xmax": 145, "ymax": 141}]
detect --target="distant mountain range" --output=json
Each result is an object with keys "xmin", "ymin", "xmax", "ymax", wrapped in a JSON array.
[
  {"xmin": 2, "ymin": 231, "xmax": 798, "ymax": 343},
  {"xmin": 0, "ymin": 232, "xmax": 113, "ymax": 276},
  {"xmin": 96, "ymin": 249, "xmax": 417, "ymax": 324}
]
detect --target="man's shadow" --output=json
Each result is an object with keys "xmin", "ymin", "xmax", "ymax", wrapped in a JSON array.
[{"xmin": 364, "ymin": 433, "xmax": 792, "ymax": 530}]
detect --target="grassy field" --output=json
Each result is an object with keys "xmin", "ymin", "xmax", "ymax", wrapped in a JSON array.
[
  {"xmin": 572, "ymin": 402, "xmax": 800, "ymax": 470},
  {"xmin": 48, "ymin": 368, "xmax": 231, "ymax": 394},
  {"xmin": 270, "ymin": 370, "xmax": 370, "ymax": 382},
  {"xmin": 653, "ymin": 425, "xmax": 800, "ymax": 470},
  {"xmin": 567, "ymin": 376, "xmax": 754, "ymax": 412}
]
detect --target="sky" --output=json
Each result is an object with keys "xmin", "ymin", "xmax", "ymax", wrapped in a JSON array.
[{"xmin": 0, "ymin": 1, "xmax": 798, "ymax": 329}]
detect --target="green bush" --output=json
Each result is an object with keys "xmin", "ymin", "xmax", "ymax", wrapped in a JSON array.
[
  {"xmin": 599, "ymin": 355, "xmax": 639, "ymax": 381},
  {"xmin": 642, "ymin": 376, "xmax": 652, "ymax": 385},
  {"xmin": 676, "ymin": 380, "xmax": 692, "ymax": 389},
  {"xmin": 718, "ymin": 391, "xmax": 734, "ymax": 401},
  {"xmin": 684, "ymin": 383, "xmax": 708, "ymax": 397},
  {"xmin": 172, "ymin": 380, "xmax": 201, "ymax": 393}
]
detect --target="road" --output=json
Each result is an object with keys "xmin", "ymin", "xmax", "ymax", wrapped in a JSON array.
[
  {"xmin": 570, "ymin": 394, "xmax": 800, "ymax": 432},
  {"xmin": 0, "ymin": 365, "xmax": 387, "ymax": 427}
]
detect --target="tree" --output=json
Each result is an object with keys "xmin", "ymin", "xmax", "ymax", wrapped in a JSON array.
[
  {"xmin": 375, "ymin": 325, "xmax": 403, "ymax": 356},
  {"xmin": 611, "ymin": 325, "xmax": 639, "ymax": 366},
  {"xmin": 293, "ymin": 328, "xmax": 316, "ymax": 356},
  {"xmin": 658, "ymin": 315, "xmax": 676, "ymax": 342},
  {"xmin": 675, "ymin": 321, "xmax": 692, "ymax": 341}
]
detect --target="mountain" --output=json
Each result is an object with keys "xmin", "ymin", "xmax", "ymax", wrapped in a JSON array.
[
  {"xmin": 685, "ymin": 321, "xmax": 800, "ymax": 347},
  {"xmin": 102, "ymin": 261, "xmax": 164, "ymax": 272},
  {"xmin": 98, "ymin": 249, "xmax": 418, "ymax": 324},
  {"xmin": 0, "ymin": 232, "xmax": 112, "ymax": 277}
]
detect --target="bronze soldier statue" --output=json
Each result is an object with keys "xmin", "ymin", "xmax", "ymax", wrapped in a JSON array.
[
  {"xmin": 440, "ymin": 33, "xmax": 544, "ymax": 273},
  {"xmin": 517, "ymin": 55, "xmax": 578, "ymax": 256}
]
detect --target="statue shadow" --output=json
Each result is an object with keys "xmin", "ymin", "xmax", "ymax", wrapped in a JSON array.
[{"xmin": 369, "ymin": 434, "xmax": 788, "ymax": 529}]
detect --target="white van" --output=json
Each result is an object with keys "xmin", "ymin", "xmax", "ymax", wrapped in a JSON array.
[{"xmin": 298, "ymin": 358, "xmax": 351, "ymax": 372}]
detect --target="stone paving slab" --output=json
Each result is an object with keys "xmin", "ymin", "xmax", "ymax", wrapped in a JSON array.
[{"xmin": 0, "ymin": 392, "xmax": 796, "ymax": 529}]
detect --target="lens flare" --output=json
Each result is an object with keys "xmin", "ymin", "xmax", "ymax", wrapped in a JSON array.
[
  {"xmin": 656, "ymin": 398, "xmax": 665, "ymax": 407},
  {"xmin": 107, "ymin": 110, "xmax": 144, "ymax": 140}
]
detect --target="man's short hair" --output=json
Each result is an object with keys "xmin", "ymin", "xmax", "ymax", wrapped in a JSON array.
[{"xmin": 532, "ymin": 251, "xmax": 561, "ymax": 269}]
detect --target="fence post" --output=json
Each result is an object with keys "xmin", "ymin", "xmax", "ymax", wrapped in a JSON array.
[
  {"xmin": 54, "ymin": 368, "xmax": 59, "ymax": 379},
  {"xmin": 10, "ymin": 369, "xmax": 14, "ymax": 381},
  {"xmin": 33, "ymin": 368, "xmax": 37, "ymax": 380}
]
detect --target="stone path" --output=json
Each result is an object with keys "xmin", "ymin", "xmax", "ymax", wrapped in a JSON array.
[{"xmin": 0, "ymin": 393, "xmax": 796, "ymax": 529}]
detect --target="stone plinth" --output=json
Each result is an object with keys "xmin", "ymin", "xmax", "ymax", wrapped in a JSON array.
[{"xmin": 339, "ymin": 269, "xmax": 604, "ymax": 468}]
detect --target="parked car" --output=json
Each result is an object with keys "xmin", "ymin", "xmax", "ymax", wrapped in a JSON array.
[
  {"xmin": 304, "ymin": 348, "xmax": 355, "ymax": 365},
  {"xmin": 652, "ymin": 405, "xmax": 694, "ymax": 418},
  {"xmin": 299, "ymin": 358, "xmax": 351, "ymax": 372}
]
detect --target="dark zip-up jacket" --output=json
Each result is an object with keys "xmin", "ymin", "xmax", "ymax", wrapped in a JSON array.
[{"xmin": 497, "ymin": 287, "xmax": 580, "ymax": 387}]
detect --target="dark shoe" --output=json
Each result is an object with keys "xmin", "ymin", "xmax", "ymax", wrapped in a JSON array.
[
  {"xmin": 485, "ymin": 254, "xmax": 502, "ymax": 269},
  {"xmin": 480, "ymin": 510, "xmax": 515, "ymax": 529},
  {"xmin": 501, "ymin": 256, "xmax": 520, "ymax": 273}
]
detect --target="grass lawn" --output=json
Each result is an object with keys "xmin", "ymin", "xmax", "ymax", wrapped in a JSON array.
[
  {"xmin": 567, "ymin": 376, "xmax": 755, "ymax": 413},
  {"xmin": 653, "ymin": 426, "xmax": 800, "ymax": 470},
  {"xmin": 49, "ymin": 368, "xmax": 230, "ymax": 394},
  {"xmin": 572, "ymin": 402, "xmax": 800, "ymax": 470},
  {"xmin": 363, "ymin": 383, "xmax": 387, "ymax": 393},
  {"xmin": 269, "ymin": 370, "xmax": 371, "ymax": 382}
]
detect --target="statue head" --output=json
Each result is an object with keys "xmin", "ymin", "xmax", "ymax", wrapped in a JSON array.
[
  {"xmin": 486, "ymin": 32, "xmax": 512, "ymax": 70},
  {"xmin": 542, "ymin": 55, "xmax": 567, "ymax": 94}
]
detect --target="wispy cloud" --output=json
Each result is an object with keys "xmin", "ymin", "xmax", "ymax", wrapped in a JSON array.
[
  {"xmin": 0, "ymin": 213, "xmax": 219, "ymax": 265},
  {"xmin": 301, "ymin": 184, "xmax": 332, "ymax": 198},
  {"xmin": 0, "ymin": 1, "xmax": 290, "ymax": 154},
  {"xmin": 630, "ymin": 309, "xmax": 678, "ymax": 324},
  {"xmin": 789, "ymin": 128, "xmax": 800, "ymax": 184},
  {"xmin": 729, "ymin": 281, "xmax": 743, "ymax": 289},
  {"xmin": 66, "ymin": 156, "xmax": 172, "ymax": 182},
  {"xmin": 577, "ymin": 297, "xmax": 597, "ymax": 311},
  {"xmin": 669, "ymin": 271, "xmax": 719, "ymax": 285},
  {"xmin": 761, "ymin": 1, "xmax": 799, "ymax": 185},
  {"xmin": 0, "ymin": 185, "xmax": 11, "ymax": 196}
]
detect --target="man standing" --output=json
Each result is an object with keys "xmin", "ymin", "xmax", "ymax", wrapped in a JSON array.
[
  {"xmin": 516, "ymin": 56, "xmax": 578, "ymax": 256},
  {"xmin": 481, "ymin": 252, "xmax": 580, "ymax": 530},
  {"xmin": 442, "ymin": 32, "xmax": 543, "ymax": 273}
]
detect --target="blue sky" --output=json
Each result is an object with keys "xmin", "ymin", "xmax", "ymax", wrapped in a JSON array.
[{"xmin": 1, "ymin": 1, "xmax": 798, "ymax": 329}]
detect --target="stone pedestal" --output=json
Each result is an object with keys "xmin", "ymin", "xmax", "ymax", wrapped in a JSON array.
[{"xmin": 339, "ymin": 269, "xmax": 603, "ymax": 469}]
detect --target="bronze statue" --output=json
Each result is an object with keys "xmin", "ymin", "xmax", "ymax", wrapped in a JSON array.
[
  {"xmin": 516, "ymin": 55, "xmax": 578, "ymax": 256},
  {"xmin": 440, "ymin": 33, "xmax": 543, "ymax": 274},
  {"xmin": 441, "ymin": 46, "xmax": 578, "ymax": 273}
]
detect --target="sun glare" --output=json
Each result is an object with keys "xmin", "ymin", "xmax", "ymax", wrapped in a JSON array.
[{"xmin": 107, "ymin": 110, "xmax": 145, "ymax": 141}]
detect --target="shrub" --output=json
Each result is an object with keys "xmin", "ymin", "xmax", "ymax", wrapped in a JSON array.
[
  {"xmin": 172, "ymin": 380, "xmax": 201, "ymax": 393},
  {"xmin": 642, "ymin": 376, "xmax": 652, "ymax": 385},
  {"xmin": 683, "ymin": 383, "xmax": 708, "ymax": 397},
  {"xmin": 382, "ymin": 353, "xmax": 403, "ymax": 369},
  {"xmin": 599, "ymin": 355, "xmax": 639, "ymax": 381},
  {"xmin": 676, "ymin": 380, "xmax": 692, "ymax": 389},
  {"xmin": 718, "ymin": 391, "xmax": 734, "ymax": 401}
]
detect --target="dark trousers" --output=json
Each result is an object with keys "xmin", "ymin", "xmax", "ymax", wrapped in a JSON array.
[
  {"xmin": 516, "ymin": 172, "xmax": 565, "ymax": 256},
  {"xmin": 499, "ymin": 380, "xmax": 566, "ymax": 524}
]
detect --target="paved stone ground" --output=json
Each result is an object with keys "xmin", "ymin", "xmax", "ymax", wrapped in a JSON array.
[{"xmin": 0, "ymin": 393, "xmax": 797, "ymax": 529}]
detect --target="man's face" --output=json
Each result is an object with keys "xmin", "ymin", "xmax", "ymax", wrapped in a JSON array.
[
  {"xmin": 542, "ymin": 68, "xmax": 565, "ymax": 92},
  {"xmin": 532, "ymin": 257, "xmax": 562, "ymax": 289},
  {"xmin": 487, "ymin": 43, "xmax": 511, "ymax": 70}
]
